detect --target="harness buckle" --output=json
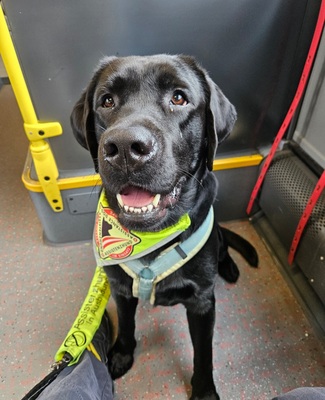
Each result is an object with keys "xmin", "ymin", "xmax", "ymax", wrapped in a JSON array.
[{"xmin": 135, "ymin": 267, "xmax": 155, "ymax": 301}]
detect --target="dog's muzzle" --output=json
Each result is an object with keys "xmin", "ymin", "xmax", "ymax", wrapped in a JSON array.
[{"xmin": 102, "ymin": 126, "xmax": 158, "ymax": 173}]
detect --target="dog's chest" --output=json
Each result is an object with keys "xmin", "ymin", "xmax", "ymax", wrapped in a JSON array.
[{"xmin": 95, "ymin": 192, "xmax": 214, "ymax": 305}]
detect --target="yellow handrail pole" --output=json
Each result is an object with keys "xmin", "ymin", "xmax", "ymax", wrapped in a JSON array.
[
  {"xmin": 0, "ymin": 9, "xmax": 37, "ymax": 124},
  {"xmin": 0, "ymin": 5, "xmax": 63, "ymax": 212}
]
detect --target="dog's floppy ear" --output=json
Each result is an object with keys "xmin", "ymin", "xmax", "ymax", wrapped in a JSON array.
[
  {"xmin": 70, "ymin": 56, "xmax": 117, "ymax": 172},
  {"xmin": 70, "ymin": 81, "xmax": 99, "ymax": 171},
  {"xmin": 204, "ymin": 75, "xmax": 237, "ymax": 171},
  {"xmin": 179, "ymin": 55, "xmax": 237, "ymax": 171}
]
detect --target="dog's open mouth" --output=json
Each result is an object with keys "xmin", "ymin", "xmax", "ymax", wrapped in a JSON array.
[{"xmin": 116, "ymin": 180, "xmax": 183, "ymax": 218}]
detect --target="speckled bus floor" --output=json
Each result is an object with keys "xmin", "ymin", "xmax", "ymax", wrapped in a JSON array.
[{"xmin": 1, "ymin": 84, "xmax": 324, "ymax": 400}]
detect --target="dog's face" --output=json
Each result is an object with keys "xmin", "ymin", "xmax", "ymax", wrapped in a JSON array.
[{"xmin": 71, "ymin": 55, "xmax": 236, "ymax": 232}]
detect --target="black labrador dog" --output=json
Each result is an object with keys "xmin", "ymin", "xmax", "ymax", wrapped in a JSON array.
[{"xmin": 71, "ymin": 55, "xmax": 258, "ymax": 400}]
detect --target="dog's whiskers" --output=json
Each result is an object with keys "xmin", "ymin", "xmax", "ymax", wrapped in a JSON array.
[
  {"xmin": 97, "ymin": 124, "xmax": 106, "ymax": 134},
  {"xmin": 177, "ymin": 167, "xmax": 203, "ymax": 187},
  {"xmin": 84, "ymin": 175, "xmax": 102, "ymax": 203}
]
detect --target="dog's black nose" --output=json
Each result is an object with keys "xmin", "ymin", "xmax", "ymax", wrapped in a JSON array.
[{"xmin": 103, "ymin": 128, "xmax": 157, "ymax": 171}]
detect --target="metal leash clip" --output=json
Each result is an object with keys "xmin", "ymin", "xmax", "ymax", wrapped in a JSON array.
[{"xmin": 50, "ymin": 352, "xmax": 72, "ymax": 371}]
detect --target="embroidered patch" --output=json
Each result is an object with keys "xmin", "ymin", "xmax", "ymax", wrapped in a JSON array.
[
  {"xmin": 94, "ymin": 190, "xmax": 191, "ymax": 265},
  {"xmin": 95, "ymin": 203, "xmax": 141, "ymax": 260}
]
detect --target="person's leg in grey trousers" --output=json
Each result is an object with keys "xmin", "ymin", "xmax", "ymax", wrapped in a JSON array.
[
  {"xmin": 37, "ymin": 351, "xmax": 114, "ymax": 400},
  {"xmin": 272, "ymin": 387, "xmax": 325, "ymax": 400}
]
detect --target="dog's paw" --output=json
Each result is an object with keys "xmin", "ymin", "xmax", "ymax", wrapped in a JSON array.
[
  {"xmin": 190, "ymin": 390, "xmax": 220, "ymax": 400},
  {"xmin": 108, "ymin": 348, "xmax": 134, "ymax": 379},
  {"xmin": 190, "ymin": 375, "xmax": 220, "ymax": 400},
  {"xmin": 107, "ymin": 338, "xmax": 136, "ymax": 379}
]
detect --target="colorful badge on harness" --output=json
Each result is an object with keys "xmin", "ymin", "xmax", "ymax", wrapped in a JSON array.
[
  {"xmin": 95, "ymin": 202, "xmax": 141, "ymax": 260},
  {"xmin": 94, "ymin": 190, "xmax": 191, "ymax": 265}
]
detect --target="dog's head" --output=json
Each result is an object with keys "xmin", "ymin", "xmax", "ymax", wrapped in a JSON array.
[{"xmin": 71, "ymin": 55, "xmax": 236, "ymax": 231}]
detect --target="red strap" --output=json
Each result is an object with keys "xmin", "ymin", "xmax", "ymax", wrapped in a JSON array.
[
  {"xmin": 246, "ymin": 1, "xmax": 325, "ymax": 215},
  {"xmin": 288, "ymin": 171, "xmax": 325, "ymax": 264}
]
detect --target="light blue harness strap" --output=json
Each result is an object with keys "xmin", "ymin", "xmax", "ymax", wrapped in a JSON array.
[{"xmin": 120, "ymin": 207, "xmax": 214, "ymax": 303}]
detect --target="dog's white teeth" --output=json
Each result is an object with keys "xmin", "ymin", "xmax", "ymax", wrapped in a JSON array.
[
  {"xmin": 152, "ymin": 194, "xmax": 161, "ymax": 207},
  {"xmin": 123, "ymin": 204, "xmax": 156, "ymax": 214},
  {"xmin": 120, "ymin": 193, "xmax": 160, "ymax": 214},
  {"xmin": 116, "ymin": 193, "xmax": 124, "ymax": 207}
]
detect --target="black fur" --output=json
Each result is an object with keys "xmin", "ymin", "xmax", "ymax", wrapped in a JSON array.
[{"xmin": 71, "ymin": 55, "xmax": 258, "ymax": 400}]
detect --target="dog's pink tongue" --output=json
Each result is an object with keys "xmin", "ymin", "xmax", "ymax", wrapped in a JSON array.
[{"xmin": 120, "ymin": 186, "xmax": 155, "ymax": 207}]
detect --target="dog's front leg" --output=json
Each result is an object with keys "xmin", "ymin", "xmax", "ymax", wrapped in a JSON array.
[
  {"xmin": 108, "ymin": 294, "xmax": 138, "ymax": 379},
  {"xmin": 186, "ymin": 300, "xmax": 220, "ymax": 400}
]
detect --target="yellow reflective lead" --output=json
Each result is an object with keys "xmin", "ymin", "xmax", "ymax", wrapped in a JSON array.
[{"xmin": 55, "ymin": 266, "xmax": 111, "ymax": 365}]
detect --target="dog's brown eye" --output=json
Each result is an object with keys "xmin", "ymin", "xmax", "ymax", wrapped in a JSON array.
[
  {"xmin": 102, "ymin": 95, "xmax": 115, "ymax": 108},
  {"xmin": 171, "ymin": 92, "xmax": 188, "ymax": 106}
]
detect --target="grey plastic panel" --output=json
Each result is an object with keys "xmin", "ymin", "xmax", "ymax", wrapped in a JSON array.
[
  {"xmin": 293, "ymin": 31, "xmax": 325, "ymax": 169},
  {"xmin": 30, "ymin": 187, "xmax": 101, "ymax": 244},
  {"xmin": 214, "ymin": 166, "xmax": 260, "ymax": 222},
  {"xmin": 67, "ymin": 191, "xmax": 101, "ymax": 215},
  {"xmin": 2, "ymin": 0, "xmax": 321, "ymax": 174}
]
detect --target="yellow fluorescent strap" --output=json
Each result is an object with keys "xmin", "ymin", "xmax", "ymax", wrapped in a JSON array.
[
  {"xmin": 55, "ymin": 266, "xmax": 110, "ymax": 365},
  {"xmin": 22, "ymin": 155, "xmax": 263, "ymax": 193},
  {"xmin": 0, "ymin": 5, "xmax": 63, "ymax": 212}
]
